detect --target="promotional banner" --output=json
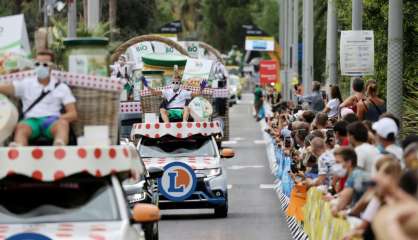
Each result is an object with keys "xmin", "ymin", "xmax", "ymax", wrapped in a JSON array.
[
  {"xmin": 0, "ymin": 14, "xmax": 30, "ymax": 54},
  {"xmin": 245, "ymin": 36, "xmax": 275, "ymax": 52},
  {"xmin": 180, "ymin": 41, "xmax": 205, "ymax": 58},
  {"xmin": 182, "ymin": 58, "xmax": 214, "ymax": 85},
  {"xmin": 340, "ymin": 30, "xmax": 374, "ymax": 76},
  {"xmin": 158, "ymin": 20, "xmax": 182, "ymax": 34},
  {"xmin": 126, "ymin": 41, "xmax": 153, "ymax": 64},
  {"xmin": 259, "ymin": 60, "xmax": 278, "ymax": 85}
]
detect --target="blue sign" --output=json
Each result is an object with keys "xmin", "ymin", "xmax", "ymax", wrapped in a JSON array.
[
  {"xmin": 7, "ymin": 233, "xmax": 52, "ymax": 240},
  {"xmin": 158, "ymin": 162, "xmax": 197, "ymax": 202}
]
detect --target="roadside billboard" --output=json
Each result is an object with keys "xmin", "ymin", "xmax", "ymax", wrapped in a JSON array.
[
  {"xmin": 340, "ymin": 30, "xmax": 374, "ymax": 76},
  {"xmin": 259, "ymin": 60, "xmax": 278, "ymax": 85}
]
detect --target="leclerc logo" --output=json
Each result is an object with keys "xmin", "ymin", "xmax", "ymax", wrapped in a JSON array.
[
  {"xmin": 159, "ymin": 162, "xmax": 197, "ymax": 202},
  {"xmin": 6, "ymin": 233, "xmax": 52, "ymax": 240}
]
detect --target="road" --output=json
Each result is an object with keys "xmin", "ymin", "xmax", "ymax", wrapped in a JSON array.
[{"xmin": 159, "ymin": 94, "xmax": 291, "ymax": 240}]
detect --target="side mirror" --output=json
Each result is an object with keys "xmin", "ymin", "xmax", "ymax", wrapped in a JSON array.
[
  {"xmin": 132, "ymin": 203, "xmax": 160, "ymax": 223},
  {"xmin": 221, "ymin": 148, "xmax": 235, "ymax": 158},
  {"xmin": 147, "ymin": 167, "xmax": 164, "ymax": 179}
]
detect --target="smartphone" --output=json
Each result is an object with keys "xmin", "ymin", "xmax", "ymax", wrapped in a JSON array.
[
  {"xmin": 362, "ymin": 180, "xmax": 377, "ymax": 188},
  {"xmin": 284, "ymin": 137, "xmax": 292, "ymax": 148}
]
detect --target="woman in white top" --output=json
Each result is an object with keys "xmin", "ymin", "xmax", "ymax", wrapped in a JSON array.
[{"xmin": 323, "ymin": 85, "xmax": 343, "ymax": 119}]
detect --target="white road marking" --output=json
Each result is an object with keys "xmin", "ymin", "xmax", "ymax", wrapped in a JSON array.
[
  {"xmin": 222, "ymin": 140, "xmax": 238, "ymax": 145},
  {"xmin": 227, "ymin": 165, "xmax": 265, "ymax": 170},
  {"xmin": 254, "ymin": 140, "xmax": 267, "ymax": 144},
  {"xmin": 227, "ymin": 184, "xmax": 233, "ymax": 189},
  {"xmin": 259, "ymin": 184, "xmax": 276, "ymax": 189},
  {"xmin": 231, "ymin": 137, "xmax": 245, "ymax": 141}
]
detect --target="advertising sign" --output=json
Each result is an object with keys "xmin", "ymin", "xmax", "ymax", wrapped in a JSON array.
[
  {"xmin": 158, "ymin": 20, "xmax": 182, "ymax": 34},
  {"xmin": 126, "ymin": 41, "xmax": 153, "ymax": 64},
  {"xmin": 158, "ymin": 162, "xmax": 197, "ymax": 202},
  {"xmin": 340, "ymin": 30, "xmax": 374, "ymax": 76},
  {"xmin": 182, "ymin": 58, "xmax": 214, "ymax": 84},
  {"xmin": 180, "ymin": 41, "xmax": 205, "ymax": 58},
  {"xmin": 0, "ymin": 14, "xmax": 30, "ymax": 54},
  {"xmin": 245, "ymin": 36, "xmax": 275, "ymax": 52},
  {"xmin": 259, "ymin": 60, "xmax": 278, "ymax": 85}
]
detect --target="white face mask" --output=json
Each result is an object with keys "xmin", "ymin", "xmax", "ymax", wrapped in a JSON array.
[
  {"xmin": 331, "ymin": 163, "xmax": 347, "ymax": 177},
  {"xmin": 35, "ymin": 65, "xmax": 49, "ymax": 80},
  {"xmin": 172, "ymin": 83, "xmax": 180, "ymax": 91}
]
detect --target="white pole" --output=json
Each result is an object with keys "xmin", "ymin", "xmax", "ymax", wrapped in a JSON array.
[
  {"xmin": 87, "ymin": 0, "xmax": 100, "ymax": 30},
  {"xmin": 302, "ymin": 0, "xmax": 314, "ymax": 95},
  {"xmin": 326, "ymin": 0, "xmax": 337, "ymax": 86},
  {"xmin": 387, "ymin": 0, "xmax": 403, "ymax": 119},
  {"xmin": 351, "ymin": 0, "xmax": 363, "ymax": 94},
  {"xmin": 68, "ymin": 0, "xmax": 77, "ymax": 38},
  {"xmin": 292, "ymin": 0, "xmax": 299, "ymax": 84}
]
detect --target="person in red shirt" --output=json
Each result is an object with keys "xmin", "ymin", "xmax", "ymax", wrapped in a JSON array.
[{"xmin": 334, "ymin": 120, "xmax": 350, "ymax": 146}]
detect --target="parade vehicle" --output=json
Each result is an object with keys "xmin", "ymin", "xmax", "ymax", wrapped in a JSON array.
[
  {"xmin": 0, "ymin": 145, "xmax": 161, "ymax": 240},
  {"xmin": 130, "ymin": 121, "xmax": 235, "ymax": 217},
  {"xmin": 111, "ymin": 35, "xmax": 231, "ymax": 141}
]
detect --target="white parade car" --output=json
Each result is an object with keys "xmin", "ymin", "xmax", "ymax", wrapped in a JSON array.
[
  {"xmin": 130, "ymin": 121, "xmax": 234, "ymax": 217},
  {"xmin": 0, "ymin": 145, "xmax": 160, "ymax": 240}
]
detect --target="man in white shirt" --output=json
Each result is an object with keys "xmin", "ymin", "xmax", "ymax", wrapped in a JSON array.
[
  {"xmin": 143, "ymin": 66, "xmax": 205, "ymax": 123},
  {"xmin": 347, "ymin": 121, "xmax": 381, "ymax": 175},
  {"xmin": 373, "ymin": 117, "xmax": 403, "ymax": 162},
  {"xmin": 0, "ymin": 50, "xmax": 77, "ymax": 146}
]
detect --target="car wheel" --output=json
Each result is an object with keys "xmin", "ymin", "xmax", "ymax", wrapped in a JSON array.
[
  {"xmin": 214, "ymin": 193, "xmax": 228, "ymax": 218},
  {"xmin": 143, "ymin": 222, "xmax": 158, "ymax": 240}
]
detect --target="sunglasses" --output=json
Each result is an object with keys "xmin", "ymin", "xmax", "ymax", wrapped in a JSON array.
[
  {"xmin": 34, "ymin": 62, "xmax": 51, "ymax": 67},
  {"xmin": 172, "ymin": 81, "xmax": 181, "ymax": 84}
]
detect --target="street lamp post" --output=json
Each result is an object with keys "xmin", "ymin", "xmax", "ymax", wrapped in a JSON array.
[
  {"xmin": 68, "ymin": 0, "xmax": 77, "ymax": 38},
  {"xmin": 292, "ymin": 0, "xmax": 299, "ymax": 86},
  {"xmin": 351, "ymin": 0, "xmax": 363, "ymax": 94},
  {"xmin": 387, "ymin": 0, "xmax": 403, "ymax": 119},
  {"xmin": 302, "ymin": 0, "xmax": 313, "ymax": 95}
]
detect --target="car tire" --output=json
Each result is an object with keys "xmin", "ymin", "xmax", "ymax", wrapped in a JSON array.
[
  {"xmin": 214, "ymin": 193, "xmax": 228, "ymax": 218},
  {"xmin": 143, "ymin": 222, "xmax": 158, "ymax": 240}
]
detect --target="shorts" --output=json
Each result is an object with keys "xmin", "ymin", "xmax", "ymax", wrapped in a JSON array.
[
  {"xmin": 167, "ymin": 109, "xmax": 184, "ymax": 120},
  {"xmin": 21, "ymin": 116, "xmax": 59, "ymax": 140}
]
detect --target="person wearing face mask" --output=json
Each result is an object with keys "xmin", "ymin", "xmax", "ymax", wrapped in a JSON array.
[
  {"xmin": 0, "ymin": 50, "xmax": 77, "ymax": 146},
  {"xmin": 331, "ymin": 147, "xmax": 368, "ymax": 216},
  {"xmin": 143, "ymin": 65, "xmax": 206, "ymax": 123},
  {"xmin": 372, "ymin": 117, "xmax": 403, "ymax": 162}
]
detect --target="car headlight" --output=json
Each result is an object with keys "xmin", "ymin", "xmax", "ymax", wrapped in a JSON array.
[
  {"xmin": 195, "ymin": 168, "xmax": 222, "ymax": 177},
  {"xmin": 127, "ymin": 192, "xmax": 146, "ymax": 204}
]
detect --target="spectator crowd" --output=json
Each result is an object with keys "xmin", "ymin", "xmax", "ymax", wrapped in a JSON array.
[{"xmin": 258, "ymin": 78, "xmax": 418, "ymax": 240}]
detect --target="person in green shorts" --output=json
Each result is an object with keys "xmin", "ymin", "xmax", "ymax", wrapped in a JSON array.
[
  {"xmin": 0, "ymin": 50, "xmax": 78, "ymax": 146},
  {"xmin": 142, "ymin": 65, "xmax": 206, "ymax": 123}
]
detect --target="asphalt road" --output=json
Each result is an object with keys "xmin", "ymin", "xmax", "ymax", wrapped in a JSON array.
[{"xmin": 159, "ymin": 94, "xmax": 291, "ymax": 240}]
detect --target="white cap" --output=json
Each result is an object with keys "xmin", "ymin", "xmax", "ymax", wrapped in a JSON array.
[{"xmin": 372, "ymin": 117, "xmax": 398, "ymax": 139}]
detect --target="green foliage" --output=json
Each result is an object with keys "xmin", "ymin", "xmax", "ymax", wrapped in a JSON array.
[{"xmin": 334, "ymin": 0, "xmax": 418, "ymax": 134}]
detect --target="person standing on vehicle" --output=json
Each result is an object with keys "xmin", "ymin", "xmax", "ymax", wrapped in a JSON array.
[{"xmin": 0, "ymin": 50, "xmax": 77, "ymax": 146}]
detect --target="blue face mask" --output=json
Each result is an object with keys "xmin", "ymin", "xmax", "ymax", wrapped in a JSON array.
[{"xmin": 35, "ymin": 65, "xmax": 49, "ymax": 80}]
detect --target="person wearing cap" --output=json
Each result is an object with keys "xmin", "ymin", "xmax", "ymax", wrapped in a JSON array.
[
  {"xmin": 0, "ymin": 50, "xmax": 77, "ymax": 146},
  {"xmin": 372, "ymin": 117, "xmax": 403, "ymax": 162},
  {"xmin": 347, "ymin": 121, "xmax": 381, "ymax": 175}
]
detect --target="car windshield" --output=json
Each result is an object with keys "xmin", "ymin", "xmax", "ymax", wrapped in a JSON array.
[
  {"xmin": 140, "ymin": 136, "xmax": 216, "ymax": 158},
  {"xmin": 0, "ymin": 174, "xmax": 120, "ymax": 224}
]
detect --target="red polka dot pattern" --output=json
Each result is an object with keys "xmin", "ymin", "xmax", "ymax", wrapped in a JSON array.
[
  {"xmin": 54, "ymin": 171, "xmax": 65, "ymax": 180},
  {"xmin": 32, "ymin": 148, "xmax": 43, "ymax": 159},
  {"xmin": 94, "ymin": 149, "xmax": 102, "ymax": 159},
  {"xmin": 78, "ymin": 148, "xmax": 87, "ymax": 158},
  {"xmin": 54, "ymin": 149, "xmax": 66, "ymax": 160},
  {"xmin": 32, "ymin": 170, "xmax": 43, "ymax": 181},
  {"xmin": 108, "ymin": 148, "xmax": 117, "ymax": 159},
  {"xmin": 8, "ymin": 149, "xmax": 19, "ymax": 160}
]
